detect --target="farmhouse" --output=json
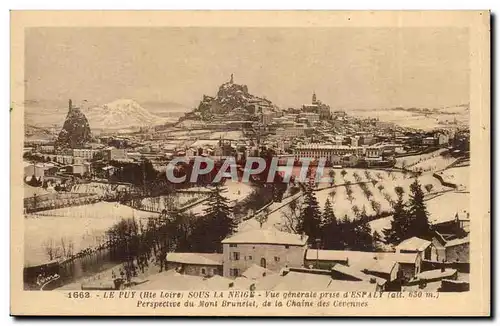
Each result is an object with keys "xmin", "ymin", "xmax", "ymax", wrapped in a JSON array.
[
  {"xmin": 165, "ymin": 253, "xmax": 223, "ymax": 277},
  {"xmin": 304, "ymin": 249, "xmax": 422, "ymax": 283},
  {"xmin": 395, "ymin": 237, "xmax": 433, "ymax": 261},
  {"xmin": 431, "ymin": 234, "xmax": 469, "ymax": 263},
  {"xmin": 221, "ymin": 229, "xmax": 308, "ymax": 278}
]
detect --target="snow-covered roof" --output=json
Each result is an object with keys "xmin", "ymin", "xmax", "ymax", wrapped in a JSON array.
[
  {"xmin": 272, "ymin": 271, "xmax": 332, "ymax": 291},
  {"xmin": 202, "ymin": 275, "xmax": 233, "ymax": 290},
  {"xmin": 221, "ymin": 229, "xmax": 307, "ymax": 246},
  {"xmin": 326, "ymin": 279, "xmax": 379, "ymax": 291},
  {"xmin": 296, "ymin": 144, "xmax": 362, "ymax": 150},
  {"xmin": 415, "ymin": 268, "xmax": 457, "ymax": 281},
  {"xmin": 242, "ymin": 264, "xmax": 274, "ymax": 280},
  {"xmin": 364, "ymin": 259, "xmax": 397, "ymax": 276},
  {"xmin": 166, "ymin": 253, "xmax": 223, "ymax": 266},
  {"xmin": 253, "ymin": 274, "xmax": 283, "ymax": 290},
  {"xmin": 230, "ymin": 277, "xmax": 255, "ymax": 290},
  {"xmin": 305, "ymin": 249, "xmax": 348, "ymax": 262},
  {"xmin": 396, "ymin": 237, "xmax": 432, "ymax": 252},
  {"xmin": 305, "ymin": 249, "xmax": 418, "ymax": 265},
  {"xmin": 444, "ymin": 236, "xmax": 469, "ymax": 248},
  {"xmin": 133, "ymin": 270, "xmax": 208, "ymax": 290},
  {"xmin": 332, "ymin": 264, "xmax": 370, "ymax": 281}
]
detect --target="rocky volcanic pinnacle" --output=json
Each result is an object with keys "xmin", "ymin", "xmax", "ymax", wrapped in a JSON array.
[
  {"xmin": 55, "ymin": 99, "xmax": 92, "ymax": 149},
  {"xmin": 194, "ymin": 74, "xmax": 279, "ymax": 118}
]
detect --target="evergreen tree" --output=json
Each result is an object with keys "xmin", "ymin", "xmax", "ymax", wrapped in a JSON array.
[
  {"xmin": 197, "ymin": 185, "xmax": 236, "ymax": 253},
  {"xmin": 297, "ymin": 184, "xmax": 322, "ymax": 245},
  {"xmin": 338, "ymin": 214, "xmax": 355, "ymax": 250},
  {"xmin": 322, "ymin": 198, "xmax": 336, "ymax": 226},
  {"xmin": 407, "ymin": 178, "xmax": 430, "ymax": 239},
  {"xmin": 321, "ymin": 198, "xmax": 341, "ymax": 249},
  {"xmin": 372, "ymin": 230, "xmax": 384, "ymax": 251},
  {"xmin": 352, "ymin": 213, "xmax": 373, "ymax": 251},
  {"xmin": 383, "ymin": 191, "xmax": 410, "ymax": 245}
]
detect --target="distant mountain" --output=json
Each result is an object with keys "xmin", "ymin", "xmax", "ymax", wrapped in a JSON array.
[
  {"xmin": 350, "ymin": 103, "xmax": 469, "ymax": 131},
  {"xmin": 82, "ymin": 99, "xmax": 172, "ymax": 130},
  {"xmin": 24, "ymin": 124, "xmax": 54, "ymax": 140},
  {"xmin": 141, "ymin": 101, "xmax": 192, "ymax": 118}
]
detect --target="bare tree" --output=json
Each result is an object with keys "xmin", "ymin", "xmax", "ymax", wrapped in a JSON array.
[
  {"xmin": 43, "ymin": 239, "xmax": 56, "ymax": 261},
  {"xmin": 256, "ymin": 207, "xmax": 270, "ymax": 228},
  {"xmin": 384, "ymin": 193, "xmax": 395, "ymax": 207},
  {"xmin": 329, "ymin": 188, "xmax": 336, "ymax": 200},
  {"xmin": 328, "ymin": 170, "xmax": 335, "ymax": 186},
  {"xmin": 278, "ymin": 198, "xmax": 302, "ymax": 233},
  {"xmin": 352, "ymin": 205, "xmax": 360, "ymax": 217},
  {"xmin": 67, "ymin": 239, "xmax": 75, "ymax": 257},
  {"xmin": 60, "ymin": 237, "xmax": 67, "ymax": 258},
  {"xmin": 341, "ymin": 169, "xmax": 347, "ymax": 180},
  {"xmin": 370, "ymin": 200, "xmax": 381, "ymax": 215}
]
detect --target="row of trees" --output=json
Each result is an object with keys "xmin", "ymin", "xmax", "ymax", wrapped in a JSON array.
[
  {"xmin": 281, "ymin": 177, "xmax": 431, "ymax": 252},
  {"xmin": 383, "ymin": 179, "xmax": 431, "ymax": 244},
  {"xmin": 105, "ymin": 184, "xmax": 237, "ymax": 281},
  {"xmin": 280, "ymin": 183, "xmax": 381, "ymax": 251}
]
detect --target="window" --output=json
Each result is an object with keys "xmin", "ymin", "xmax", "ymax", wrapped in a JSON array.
[
  {"xmin": 230, "ymin": 244, "xmax": 237, "ymax": 248},
  {"xmin": 248, "ymin": 255, "xmax": 253, "ymax": 260},
  {"xmin": 230, "ymin": 268, "xmax": 240, "ymax": 277},
  {"xmin": 260, "ymin": 258, "xmax": 267, "ymax": 269},
  {"xmin": 201, "ymin": 268, "xmax": 206, "ymax": 276},
  {"xmin": 232, "ymin": 252, "xmax": 240, "ymax": 261},
  {"xmin": 285, "ymin": 245, "xmax": 289, "ymax": 249},
  {"xmin": 274, "ymin": 256, "xmax": 280, "ymax": 262}
]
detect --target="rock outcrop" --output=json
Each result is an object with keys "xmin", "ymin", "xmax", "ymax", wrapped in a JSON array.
[
  {"xmin": 193, "ymin": 74, "xmax": 280, "ymax": 120},
  {"xmin": 55, "ymin": 99, "xmax": 92, "ymax": 149}
]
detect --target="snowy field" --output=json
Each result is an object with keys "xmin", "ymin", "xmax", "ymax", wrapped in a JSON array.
[
  {"xmin": 368, "ymin": 191, "xmax": 470, "ymax": 238},
  {"xmin": 395, "ymin": 149, "xmax": 447, "ymax": 168},
  {"xmin": 25, "ymin": 202, "xmax": 157, "ymax": 266},
  {"xmin": 167, "ymin": 129, "xmax": 212, "ymax": 137},
  {"xmin": 209, "ymin": 131, "xmax": 245, "ymax": 140},
  {"xmin": 71, "ymin": 183, "xmax": 132, "ymax": 196},
  {"xmin": 189, "ymin": 139, "xmax": 220, "ymax": 148},
  {"xmin": 409, "ymin": 155, "xmax": 457, "ymax": 173},
  {"xmin": 351, "ymin": 107, "xmax": 469, "ymax": 131},
  {"xmin": 437, "ymin": 166, "xmax": 470, "ymax": 191},
  {"xmin": 425, "ymin": 192, "xmax": 470, "ymax": 225},
  {"xmin": 187, "ymin": 180, "xmax": 255, "ymax": 216},
  {"xmin": 241, "ymin": 168, "xmax": 455, "ymax": 232},
  {"xmin": 141, "ymin": 192, "xmax": 208, "ymax": 211},
  {"xmin": 24, "ymin": 185, "xmax": 51, "ymax": 198}
]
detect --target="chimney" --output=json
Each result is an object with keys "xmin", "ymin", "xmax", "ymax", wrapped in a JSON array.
[{"xmin": 68, "ymin": 99, "xmax": 72, "ymax": 111}]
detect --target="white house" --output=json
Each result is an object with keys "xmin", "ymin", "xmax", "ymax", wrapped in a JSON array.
[
  {"xmin": 395, "ymin": 237, "xmax": 433, "ymax": 261},
  {"xmin": 221, "ymin": 229, "xmax": 308, "ymax": 278}
]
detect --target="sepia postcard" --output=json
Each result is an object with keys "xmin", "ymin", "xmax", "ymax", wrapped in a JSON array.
[{"xmin": 10, "ymin": 10, "xmax": 490, "ymax": 316}]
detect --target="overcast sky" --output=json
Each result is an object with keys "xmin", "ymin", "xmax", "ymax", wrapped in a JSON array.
[{"xmin": 25, "ymin": 27, "xmax": 470, "ymax": 110}]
